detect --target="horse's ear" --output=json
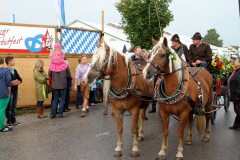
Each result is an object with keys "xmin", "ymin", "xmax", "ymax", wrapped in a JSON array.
[
  {"xmin": 163, "ymin": 37, "xmax": 168, "ymax": 48},
  {"xmin": 96, "ymin": 42, "xmax": 101, "ymax": 48},
  {"xmin": 104, "ymin": 41, "xmax": 110, "ymax": 51},
  {"xmin": 152, "ymin": 37, "xmax": 157, "ymax": 46}
]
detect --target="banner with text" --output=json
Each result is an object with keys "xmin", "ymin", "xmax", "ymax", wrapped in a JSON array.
[{"xmin": 0, "ymin": 25, "xmax": 55, "ymax": 53}]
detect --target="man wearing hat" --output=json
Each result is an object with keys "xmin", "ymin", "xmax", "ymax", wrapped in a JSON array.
[
  {"xmin": 170, "ymin": 34, "xmax": 189, "ymax": 62},
  {"xmin": 186, "ymin": 32, "xmax": 212, "ymax": 69}
]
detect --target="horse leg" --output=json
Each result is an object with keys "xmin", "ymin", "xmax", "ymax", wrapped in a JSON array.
[
  {"xmin": 176, "ymin": 112, "xmax": 189, "ymax": 160},
  {"xmin": 131, "ymin": 107, "xmax": 140, "ymax": 157},
  {"xmin": 203, "ymin": 112, "xmax": 211, "ymax": 142},
  {"xmin": 185, "ymin": 112, "xmax": 193, "ymax": 145},
  {"xmin": 156, "ymin": 111, "xmax": 170, "ymax": 160},
  {"xmin": 138, "ymin": 107, "xmax": 147, "ymax": 141},
  {"xmin": 113, "ymin": 107, "xmax": 124, "ymax": 157}
]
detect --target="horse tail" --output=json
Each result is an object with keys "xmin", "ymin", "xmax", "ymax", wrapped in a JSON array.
[{"xmin": 196, "ymin": 115, "xmax": 205, "ymax": 134}]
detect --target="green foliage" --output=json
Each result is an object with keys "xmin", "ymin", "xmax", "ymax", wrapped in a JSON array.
[
  {"xmin": 115, "ymin": 0, "xmax": 174, "ymax": 50},
  {"xmin": 203, "ymin": 28, "xmax": 223, "ymax": 47}
]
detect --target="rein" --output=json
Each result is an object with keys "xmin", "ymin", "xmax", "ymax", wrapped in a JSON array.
[{"xmin": 101, "ymin": 73, "xmax": 141, "ymax": 80}]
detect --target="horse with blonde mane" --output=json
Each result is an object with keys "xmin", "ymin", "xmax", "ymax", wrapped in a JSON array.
[
  {"xmin": 143, "ymin": 37, "xmax": 213, "ymax": 160},
  {"xmin": 85, "ymin": 42, "xmax": 154, "ymax": 157}
]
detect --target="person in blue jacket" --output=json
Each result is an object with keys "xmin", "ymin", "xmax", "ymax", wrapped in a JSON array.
[{"xmin": 0, "ymin": 56, "xmax": 12, "ymax": 132}]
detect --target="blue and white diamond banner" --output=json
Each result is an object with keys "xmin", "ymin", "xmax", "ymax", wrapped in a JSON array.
[{"xmin": 62, "ymin": 28, "xmax": 100, "ymax": 54}]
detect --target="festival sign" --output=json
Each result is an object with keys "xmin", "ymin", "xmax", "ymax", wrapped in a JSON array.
[{"xmin": 0, "ymin": 24, "xmax": 56, "ymax": 53}]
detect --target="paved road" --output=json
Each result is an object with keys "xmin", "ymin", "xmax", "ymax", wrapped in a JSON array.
[{"xmin": 0, "ymin": 102, "xmax": 240, "ymax": 160}]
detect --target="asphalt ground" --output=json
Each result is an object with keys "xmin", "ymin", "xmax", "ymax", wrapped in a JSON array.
[{"xmin": 0, "ymin": 102, "xmax": 239, "ymax": 160}]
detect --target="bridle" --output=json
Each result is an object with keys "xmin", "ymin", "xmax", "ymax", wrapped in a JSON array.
[
  {"xmin": 90, "ymin": 50, "xmax": 115, "ymax": 78},
  {"xmin": 147, "ymin": 45, "xmax": 187, "ymax": 77},
  {"xmin": 147, "ymin": 45, "xmax": 170, "ymax": 73}
]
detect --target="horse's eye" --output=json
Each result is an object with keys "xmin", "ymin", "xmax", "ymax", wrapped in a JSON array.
[{"xmin": 160, "ymin": 54, "xmax": 165, "ymax": 58}]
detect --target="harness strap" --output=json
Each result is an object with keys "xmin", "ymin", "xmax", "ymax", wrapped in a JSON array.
[
  {"xmin": 191, "ymin": 67, "xmax": 200, "ymax": 76},
  {"xmin": 185, "ymin": 94, "xmax": 205, "ymax": 115}
]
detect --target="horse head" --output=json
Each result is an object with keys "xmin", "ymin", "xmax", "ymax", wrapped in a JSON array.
[
  {"xmin": 143, "ymin": 37, "xmax": 169, "ymax": 80},
  {"xmin": 86, "ymin": 41, "xmax": 115, "ymax": 86},
  {"xmin": 143, "ymin": 37, "xmax": 181, "ymax": 82}
]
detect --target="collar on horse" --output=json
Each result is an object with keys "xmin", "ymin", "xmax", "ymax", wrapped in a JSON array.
[
  {"xmin": 108, "ymin": 60, "xmax": 137, "ymax": 99},
  {"xmin": 108, "ymin": 60, "xmax": 153, "ymax": 101}
]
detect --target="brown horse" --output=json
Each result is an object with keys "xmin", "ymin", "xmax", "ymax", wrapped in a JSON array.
[
  {"xmin": 143, "ymin": 37, "xmax": 213, "ymax": 160},
  {"xmin": 86, "ymin": 42, "xmax": 154, "ymax": 157}
]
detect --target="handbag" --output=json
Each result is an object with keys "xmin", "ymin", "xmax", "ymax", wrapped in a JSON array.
[{"xmin": 46, "ymin": 84, "xmax": 52, "ymax": 94}]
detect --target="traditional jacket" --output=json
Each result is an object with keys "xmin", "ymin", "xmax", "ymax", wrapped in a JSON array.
[
  {"xmin": 171, "ymin": 43, "xmax": 189, "ymax": 62},
  {"xmin": 186, "ymin": 42, "xmax": 212, "ymax": 63}
]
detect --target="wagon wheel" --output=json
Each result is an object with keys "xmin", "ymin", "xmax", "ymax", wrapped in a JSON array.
[
  {"xmin": 224, "ymin": 94, "xmax": 230, "ymax": 112},
  {"xmin": 211, "ymin": 92, "xmax": 218, "ymax": 124}
]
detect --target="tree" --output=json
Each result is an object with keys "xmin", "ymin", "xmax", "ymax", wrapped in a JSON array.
[
  {"xmin": 115, "ymin": 0, "xmax": 174, "ymax": 50},
  {"xmin": 203, "ymin": 29, "xmax": 223, "ymax": 47}
]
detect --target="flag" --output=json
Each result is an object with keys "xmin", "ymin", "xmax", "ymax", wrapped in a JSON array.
[
  {"xmin": 53, "ymin": 0, "xmax": 66, "ymax": 44},
  {"xmin": 239, "ymin": 0, "xmax": 240, "ymax": 20},
  {"xmin": 0, "ymin": 0, "xmax": 3, "ymax": 22},
  {"xmin": 11, "ymin": 13, "xmax": 15, "ymax": 23}
]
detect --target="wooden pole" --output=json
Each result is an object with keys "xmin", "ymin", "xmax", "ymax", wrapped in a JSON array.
[{"xmin": 101, "ymin": 10, "xmax": 104, "ymax": 44}]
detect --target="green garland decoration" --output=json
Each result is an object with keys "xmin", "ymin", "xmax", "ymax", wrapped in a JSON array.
[{"xmin": 166, "ymin": 49, "xmax": 177, "ymax": 61}]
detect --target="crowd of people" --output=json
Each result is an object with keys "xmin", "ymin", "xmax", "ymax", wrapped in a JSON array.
[
  {"xmin": 0, "ymin": 32, "xmax": 240, "ymax": 132},
  {"xmin": 0, "ymin": 43, "xmax": 102, "ymax": 132}
]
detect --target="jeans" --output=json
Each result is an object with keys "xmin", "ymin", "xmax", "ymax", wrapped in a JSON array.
[
  {"xmin": 187, "ymin": 61, "xmax": 208, "ymax": 70},
  {"xmin": 6, "ymin": 91, "xmax": 18, "ymax": 124},
  {"xmin": 76, "ymin": 85, "xmax": 83, "ymax": 106},
  {"xmin": 51, "ymin": 88, "xmax": 67, "ymax": 116},
  {"xmin": 64, "ymin": 86, "xmax": 70, "ymax": 110}
]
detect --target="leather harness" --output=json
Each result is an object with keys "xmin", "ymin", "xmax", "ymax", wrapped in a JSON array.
[{"xmin": 149, "ymin": 45, "xmax": 205, "ymax": 115}]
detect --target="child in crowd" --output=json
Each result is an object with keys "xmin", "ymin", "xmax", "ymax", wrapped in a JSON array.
[
  {"xmin": 63, "ymin": 57, "xmax": 72, "ymax": 112},
  {"xmin": 89, "ymin": 84, "xmax": 97, "ymax": 106},
  {"xmin": 74, "ymin": 55, "xmax": 91, "ymax": 117},
  {"xmin": 5, "ymin": 56, "xmax": 22, "ymax": 127},
  {"xmin": 75, "ymin": 57, "xmax": 83, "ymax": 109},
  {"xmin": 49, "ymin": 43, "xmax": 67, "ymax": 72}
]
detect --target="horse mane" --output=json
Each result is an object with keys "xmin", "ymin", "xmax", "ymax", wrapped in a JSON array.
[
  {"xmin": 149, "ymin": 37, "xmax": 182, "ymax": 83},
  {"xmin": 91, "ymin": 44, "xmax": 129, "ymax": 71}
]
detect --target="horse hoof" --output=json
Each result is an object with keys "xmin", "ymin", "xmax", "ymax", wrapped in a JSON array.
[
  {"xmin": 185, "ymin": 140, "xmax": 192, "ymax": 145},
  {"xmin": 176, "ymin": 157, "xmax": 183, "ymax": 160},
  {"xmin": 138, "ymin": 136, "xmax": 144, "ymax": 141},
  {"xmin": 202, "ymin": 137, "xmax": 209, "ymax": 142},
  {"xmin": 113, "ymin": 150, "xmax": 122, "ymax": 157},
  {"xmin": 131, "ymin": 150, "xmax": 139, "ymax": 157},
  {"xmin": 156, "ymin": 155, "xmax": 165, "ymax": 160}
]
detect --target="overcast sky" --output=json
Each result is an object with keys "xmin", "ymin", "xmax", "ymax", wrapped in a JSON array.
[{"xmin": 1, "ymin": 0, "xmax": 239, "ymax": 46}]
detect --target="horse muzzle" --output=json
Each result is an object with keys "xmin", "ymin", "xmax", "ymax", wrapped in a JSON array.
[
  {"xmin": 145, "ymin": 67, "xmax": 156, "ymax": 82},
  {"xmin": 87, "ymin": 71, "xmax": 99, "ymax": 86}
]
